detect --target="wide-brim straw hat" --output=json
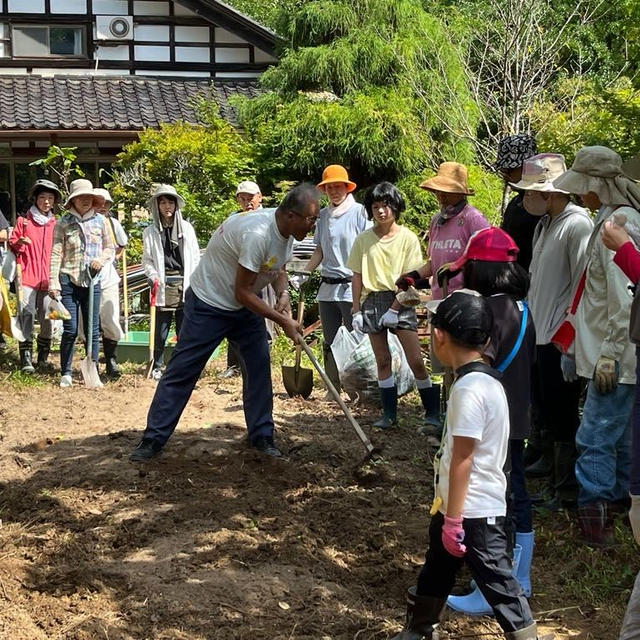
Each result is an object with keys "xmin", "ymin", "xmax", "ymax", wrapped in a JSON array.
[
  {"xmin": 93, "ymin": 187, "xmax": 113, "ymax": 204},
  {"xmin": 420, "ymin": 162, "xmax": 474, "ymax": 195},
  {"xmin": 510, "ymin": 153, "xmax": 569, "ymax": 193},
  {"xmin": 316, "ymin": 165, "xmax": 356, "ymax": 193},
  {"xmin": 64, "ymin": 178, "xmax": 96, "ymax": 208},
  {"xmin": 147, "ymin": 183, "xmax": 185, "ymax": 209}
]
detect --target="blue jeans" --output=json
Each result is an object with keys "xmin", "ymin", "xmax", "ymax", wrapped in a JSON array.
[
  {"xmin": 575, "ymin": 380, "xmax": 633, "ymax": 506},
  {"xmin": 153, "ymin": 307, "xmax": 184, "ymax": 369},
  {"xmin": 143, "ymin": 288, "xmax": 275, "ymax": 446},
  {"xmin": 59, "ymin": 273, "xmax": 101, "ymax": 376}
]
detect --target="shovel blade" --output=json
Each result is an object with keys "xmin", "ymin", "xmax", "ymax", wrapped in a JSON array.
[
  {"xmin": 81, "ymin": 357, "xmax": 103, "ymax": 389},
  {"xmin": 282, "ymin": 365, "xmax": 313, "ymax": 399},
  {"xmin": 10, "ymin": 317, "xmax": 26, "ymax": 342}
]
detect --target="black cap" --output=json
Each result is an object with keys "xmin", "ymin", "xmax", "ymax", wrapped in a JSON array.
[{"xmin": 427, "ymin": 289, "xmax": 493, "ymax": 347}]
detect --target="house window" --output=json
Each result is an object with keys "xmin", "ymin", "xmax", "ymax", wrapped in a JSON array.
[
  {"xmin": 12, "ymin": 25, "xmax": 86, "ymax": 57},
  {"xmin": 0, "ymin": 24, "xmax": 9, "ymax": 57}
]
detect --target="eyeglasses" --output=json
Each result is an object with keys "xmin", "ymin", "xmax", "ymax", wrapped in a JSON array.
[{"xmin": 291, "ymin": 210, "xmax": 318, "ymax": 225}]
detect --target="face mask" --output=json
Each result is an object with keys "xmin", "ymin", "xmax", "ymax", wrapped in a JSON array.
[{"xmin": 523, "ymin": 191, "xmax": 549, "ymax": 217}]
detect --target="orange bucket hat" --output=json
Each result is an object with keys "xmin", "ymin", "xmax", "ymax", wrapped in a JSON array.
[
  {"xmin": 317, "ymin": 164, "xmax": 357, "ymax": 193},
  {"xmin": 420, "ymin": 162, "xmax": 474, "ymax": 195}
]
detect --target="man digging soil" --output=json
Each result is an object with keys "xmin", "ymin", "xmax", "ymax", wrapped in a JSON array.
[{"xmin": 130, "ymin": 184, "xmax": 319, "ymax": 461}]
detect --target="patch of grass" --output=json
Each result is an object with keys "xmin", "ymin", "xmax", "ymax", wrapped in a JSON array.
[{"xmin": 2, "ymin": 370, "xmax": 46, "ymax": 388}]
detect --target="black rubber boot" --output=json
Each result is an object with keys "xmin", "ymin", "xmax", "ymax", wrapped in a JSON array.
[
  {"xmin": 578, "ymin": 502, "xmax": 614, "ymax": 548},
  {"xmin": 418, "ymin": 384, "xmax": 442, "ymax": 435},
  {"xmin": 19, "ymin": 341, "xmax": 35, "ymax": 374},
  {"xmin": 36, "ymin": 336, "xmax": 52, "ymax": 369},
  {"xmin": 391, "ymin": 587, "xmax": 446, "ymax": 640},
  {"xmin": 374, "ymin": 385, "xmax": 397, "ymax": 429},
  {"xmin": 103, "ymin": 338, "xmax": 121, "ymax": 379},
  {"xmin": 524, "ymin": 443, "xmax": 553, "ymax": 479}
]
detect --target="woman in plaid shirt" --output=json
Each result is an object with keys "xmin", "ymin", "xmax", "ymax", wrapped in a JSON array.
[{"xmin": 49, "ymin": 179, "xmax": 115, "ymax": 388}]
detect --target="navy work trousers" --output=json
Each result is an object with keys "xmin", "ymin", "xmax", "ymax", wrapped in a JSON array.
[{"xmin": 143, "ymin": 288, "xmax": 275, "ymax": 447}]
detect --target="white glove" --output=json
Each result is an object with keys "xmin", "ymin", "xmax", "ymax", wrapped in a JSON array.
[
  {"xmin": 379, "ymin": 308, "xmax": 399, "ymax": 329},
  {"xmin": 289, "ymin": 273, "xmax": 309, "ymax": 291},
  {"xmin": 351, "ymin": 311, "xmax": 364, "ymax": 333},
  {"xmin": 560, "ymin": 354, "xmax": 577, "ymax": 383},
  {"xmin": 630, "ymin": 495, "xmax": 640, "ymax": 545}
]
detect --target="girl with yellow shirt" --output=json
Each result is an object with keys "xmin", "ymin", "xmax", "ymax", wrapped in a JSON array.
[{"xmin": 347, "ymin": 182, "xmax": 437, "ymax": 428}]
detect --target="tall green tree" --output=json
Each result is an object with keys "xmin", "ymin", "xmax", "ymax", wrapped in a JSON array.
[{"xmin": 234, "ymin": 0, "xmax": 479, "ymax": 191}]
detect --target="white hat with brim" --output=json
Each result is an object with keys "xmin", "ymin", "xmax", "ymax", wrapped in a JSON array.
[
  {"xmin": 510, "ymin": 153, "xmax": 569, "ymax": 193},
  {"xmin": 147, "ymin": 184, "xmax": 185, "ymax": 210},
  {"xmin": 93, "ymin": 188, "xmax": 113, "ymax": 204},
  {"xmin": 64, "ymin": 179, "xmax": 96, "ymax": 208},
  {"xmin": 552, "ymin": 146, "xmax": 640, "ymax": 211}
]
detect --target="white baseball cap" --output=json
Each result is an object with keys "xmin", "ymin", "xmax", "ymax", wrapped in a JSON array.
[{"xmin": 236, "ymin": 180, "xmax": 261, "ymax": 196}]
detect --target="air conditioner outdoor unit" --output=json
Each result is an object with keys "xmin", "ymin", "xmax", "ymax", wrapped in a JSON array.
[{"xmin": 96, "ymin": 15, "xmax": 133, "ymax": 41}]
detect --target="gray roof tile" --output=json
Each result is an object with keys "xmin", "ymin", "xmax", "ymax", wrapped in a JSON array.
[{"xmin": 0, "ymin": 76, "xmax": 258, "ymax": 130}]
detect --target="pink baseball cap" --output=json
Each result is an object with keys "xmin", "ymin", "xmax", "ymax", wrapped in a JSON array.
[{"xmin": 449, "ymin": 227, "xmax": 519, "ymax": 272}]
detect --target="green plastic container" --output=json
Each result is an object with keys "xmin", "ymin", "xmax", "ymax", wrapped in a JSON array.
[{"xmin": 117, "ymin": 331, "xmax": 221, "ymax": 364}]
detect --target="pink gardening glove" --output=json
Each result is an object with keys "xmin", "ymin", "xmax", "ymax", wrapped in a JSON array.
[{"xmin": 442, "ymin": 515, "xmax": 466, "ymax": 557}]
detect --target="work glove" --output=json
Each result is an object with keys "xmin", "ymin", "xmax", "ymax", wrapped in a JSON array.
[
  {"xmin": 442, "ymin": 515, "xmax": 466, "ymax": 557},
  {"xmin": 289, "ymin": 273, "xmax": 308, "ymax": 291},
  {"xmin": 352, "ymin": 311, "xmax": 364, "ymax": 334},
  {"xmin": 395, "ymin": 270, "xmax": 421, "ymax": 291},
  {"xmin": 379, "ymin": 308, "xmax": 399, "ymax": 329},
  {"xmin": 630, "ymin": 495, "xmax": 640, "ymax": 545},
  {"xmin": 560, "ymin": 354, "xmax": 577, "ymax": 383},
  {"xmin": 436, "ymin": 262, "xmax": 461, "ymax": 289},
  {"xmin": 593, "ymin": 356, "xmax": 618, "ymax": 394}
]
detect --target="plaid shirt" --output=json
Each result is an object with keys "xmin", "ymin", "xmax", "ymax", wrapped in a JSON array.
[{"xmin": 49, "ymin": 211, "xmax": 115, "ymax": 290}]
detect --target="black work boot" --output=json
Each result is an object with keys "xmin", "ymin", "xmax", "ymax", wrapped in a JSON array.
[
  {"xmin": 103, "ymin": 338, "xmax": 121, "ymax": 379},
  {"xmin": 130, "ymin": 438, "xmax": 163, "ymax": 462},
  {"xmin": 374, "ymin": 385, "xmax": 397, "ymax": 429},
  {"xmin": 545, "ymin": 441, "xmax": 578, "ymax": 510},
  {"xmin": 36, "ymin": 336, "xmax": 52, "ymax": 369},
  {"xmin": 391, "ymin": 587, "xmax": 446, "ymax": 640},
  {"xmin": 418, "ymin": 384, "xmax": 442, "ymax": 436},
  {"xmin": 525, "ymin": 441, "xmax": 553, "ymax": 479},
  {"xmin": 19, "ymin": 341, "xmax": 35, "ymax": 374},
  {"xmin": 251, "ymin": 435, "xmax": 283, "ymax": 458}
]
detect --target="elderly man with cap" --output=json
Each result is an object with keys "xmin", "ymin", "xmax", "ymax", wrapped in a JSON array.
[
  {"xmin": 305, "ymin": 164, "xmax": 369, "ymax": 395},
  {"xmin": 94, "ymin": 188, "xmax": 128, "ymax": 378},
  {"xmin": 222, "ymin": 180, "xmax": 266, "ymax": 379},
  {"xmin": 514, "ymin": 154, "xmax": 592, "ymax": 511},
  {"xmin": 496, "ymin": 134, "xmax": 539, "ymax": 271},
  {"xmin": 553, "ymin": 146, "xmax": 640, "ymax": 546},
  {"xmin": 9, "ymin": 179, "xmax": 60, "ymax": 371},
  {"xmin": 129, "ymin": 184, "xmax": 319, "ymax": 462}
]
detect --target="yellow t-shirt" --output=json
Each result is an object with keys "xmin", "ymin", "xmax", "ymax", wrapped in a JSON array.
[{"xmin": 347, "ymin": 225, "xmax": 424, "ymax": 301}]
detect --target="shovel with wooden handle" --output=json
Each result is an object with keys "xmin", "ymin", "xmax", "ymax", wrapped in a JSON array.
[
  {"xmin": 145, "ymin": 281, "xmax": 158, "ymax": 378},
  {"xmin": 122, "ymin": 248, "xmax": 129, "ymax": 339},
  {"xmin": 10, "ymin": 263, "xmax": 27, "ymax": 342},
  {"xmin": 80, "ymin": 267, "xmax": 103, "ymax": 389},
  {"xmin": 282, "ymin": 288, "xmax": 313, "ymax": 399}
]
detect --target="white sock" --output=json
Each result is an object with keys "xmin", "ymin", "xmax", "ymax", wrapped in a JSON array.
[
  {"xmin": 378, "ymin": 375, "xmax": 395, "ymax": 388},
  {"xmin": 415, "ymin": 377, "xmax": 432, "ymax": 389}
]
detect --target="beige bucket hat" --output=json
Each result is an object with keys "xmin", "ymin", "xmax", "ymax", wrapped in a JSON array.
[
  {"xmin": 147, "ymin": 184, "xmax": 185, "ymax": 209},
  {"xmin": 64, "ymin": 178, "xmax": 96, "ymax": 208},
  {"xmin": 93, "ymin": 187, "xmax": 113, "ymax": 204},
  {"xmin": 510, "ymin": 153, "xmax": 569, "ymax": 193},
  {"xmin": 420, "ymin": 162, "xmax": 474, "ymax": 195}
]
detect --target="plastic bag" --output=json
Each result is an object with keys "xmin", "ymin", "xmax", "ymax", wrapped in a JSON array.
[
  {"xmin": 47, "ymin": 298, "xmax": 71, "ymax": 321},
  {"xmin": 330, "ymin": 326, "xmax": 415, "ymax": 403}
]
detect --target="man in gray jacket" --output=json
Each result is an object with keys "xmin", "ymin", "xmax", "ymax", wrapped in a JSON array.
[{"xmin": 516, "ymin": 154, "xmax": 593, "ymax": 510}]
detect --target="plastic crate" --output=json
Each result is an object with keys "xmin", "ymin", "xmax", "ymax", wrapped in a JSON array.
[{"xmin": 117, "ymin": 331, "xmax": 221, "ymax": 364}]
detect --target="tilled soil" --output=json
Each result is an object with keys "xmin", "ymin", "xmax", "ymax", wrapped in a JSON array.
[{"xmin": 0, "ymin": 359, "xmax": 632, "ymax": 639}]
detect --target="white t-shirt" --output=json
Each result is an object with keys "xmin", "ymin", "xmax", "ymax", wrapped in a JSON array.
[
  {"xmin": 100, "ymin": 217, "xmax": 128, "ymax": 289},
  {"xmin": 190, "ymin": 208, "xmax": 293, "ymax": 311},
  {"xmin": 436, "ymin": 371, "xmax": 509, "ymax": 519}
]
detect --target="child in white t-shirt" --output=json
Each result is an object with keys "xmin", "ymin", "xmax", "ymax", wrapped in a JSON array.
[{"xmin": 391, "ymin": 290, "xmax": 539, "ymax": 640}]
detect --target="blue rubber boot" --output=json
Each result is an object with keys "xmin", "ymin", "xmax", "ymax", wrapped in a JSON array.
[
  {"xmin": 447, "ymin": 544, "xmax": 522, "ymax": 616},
  {"xmin": 515, "ymin": 531, "xmax": 534, "ymax": 597}
]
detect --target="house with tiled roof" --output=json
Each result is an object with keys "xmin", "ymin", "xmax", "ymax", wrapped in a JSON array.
[{"xmin": 0, "ymin": 0, "xmax": 278, "ymax": 219}]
